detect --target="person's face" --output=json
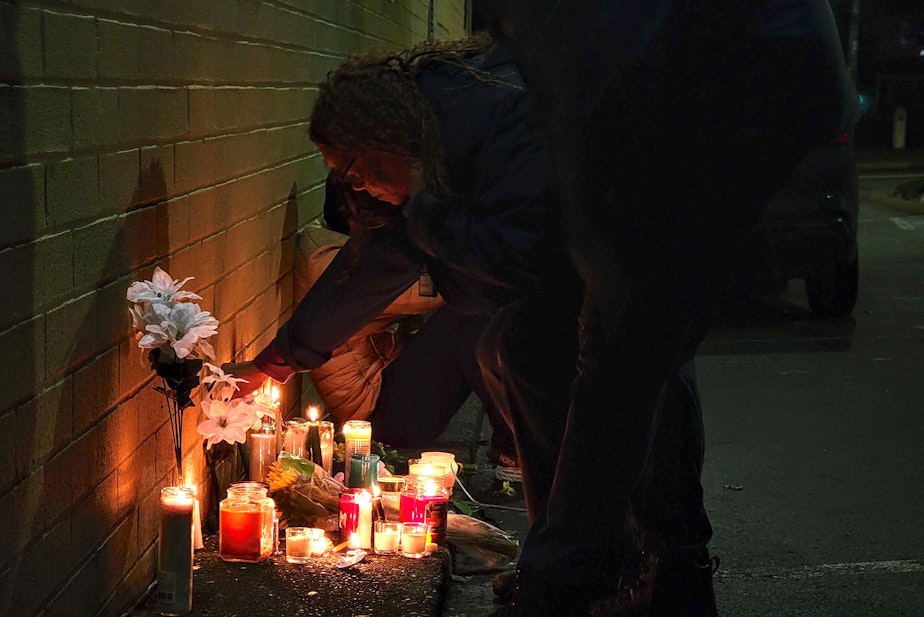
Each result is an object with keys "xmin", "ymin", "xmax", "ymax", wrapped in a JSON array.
[{"xmin": 317, "ymin": 143, "xmax": 412, "ymax": 206}]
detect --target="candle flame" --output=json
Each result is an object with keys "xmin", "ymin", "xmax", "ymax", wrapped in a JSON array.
[
  {"xmin": 307, "ymin": 405, "xmax": 319, "ymax": 422},
  {"xmin": 372, "ymin": 484, "xmax": 381, "ymax": 498},
  {"xmin": 271, "ymin": 385, "xmax": 280, "ymax": 404}
]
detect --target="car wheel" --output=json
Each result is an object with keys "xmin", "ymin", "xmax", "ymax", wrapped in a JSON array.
[{"xmin": 804, "ymin": 255, "xmax": 859, "ymax": 318}]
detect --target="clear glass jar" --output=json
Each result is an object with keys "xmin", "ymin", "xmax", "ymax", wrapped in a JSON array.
[
  {"xmin": 283, "ymin": 417, "xmax": 310, "ymax": 458},
  {"xmin": 399, "ymin": 473, "xmax": 449, "ymax": 544},
  {"xmin": 248, "ymin": 421, "xmax": 277, "ymax": 483},
  {"xmin": 219, "ymin": 484, "xmax": 275, "ymax": 562}
]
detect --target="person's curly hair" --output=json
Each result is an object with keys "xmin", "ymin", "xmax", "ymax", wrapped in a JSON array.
[{"xmin": 310, "ymin": 32, "xmax": 499, "ymax": 237}]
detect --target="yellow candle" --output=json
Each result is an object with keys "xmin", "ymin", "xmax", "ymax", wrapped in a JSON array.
[{"xmin": 342, "ymin": 420, "xmax": 372, "ymax": 487}]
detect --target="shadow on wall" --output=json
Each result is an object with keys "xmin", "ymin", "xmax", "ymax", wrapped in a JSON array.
[
  {"xmin": 2, "ymin": 6, "xmax": 39, "ymax": 616},
  {"xmin": 57, "ymin": 160, "xmax": 173, "ymax": 617}
]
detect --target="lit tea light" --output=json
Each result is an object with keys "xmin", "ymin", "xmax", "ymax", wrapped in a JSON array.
[
  {"xmin": 374, "ymin": 521, "xmax": 402, "ymax": 555},
  {"xmin": 400, "ymin": 522, "xmax": 429, "ymax": 558},
  {"xmin": 285, "ymin": 527, "xmax": 315, "ymax": 564}
]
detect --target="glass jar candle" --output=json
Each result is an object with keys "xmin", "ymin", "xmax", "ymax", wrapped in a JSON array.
[
  {"xmin": 285, "ymin": 527, "xmax": 326, "ymax": 563},
  {"xmin": 219, "ymin": 485, "xmax": 274, "ymax": 562},
  {"xmin": 348, "ymin": 453, "xmax": 380, "ymax": 489},
  {"xmin": 282, "ymin": 417, "xmax": 310, "ymax": 458},
  {"xmin": 157, "ymin": 486, "xmax": 195, "ymax": 615},
  {"xmin": 318, "ymin": 421, "xmax": 334, "ymax": 475},
  {"xmin": 341, "ymin": 420, "xmax": 372, "ymax": 487},
  {"xmin": 248, "ymin": 422, "xmax": 277, "ymax": 483},
  {"xmin": 374, "ymin": 521, "xmax": 402, "ymax": 555},
  {"xmin": 399, "ymin": 473, "xmax": 449, "ymax": 544},
  {"xmin": 420, "ymin": 451, "xmax": 458, "ymax": 493},
  {"xmin": 400, "ymin": 522, "xmax": 429, "ymax": 558}
]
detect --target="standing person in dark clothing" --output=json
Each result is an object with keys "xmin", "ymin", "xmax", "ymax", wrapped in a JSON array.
[
  {"xmin": 474, "ymin": 1, "xmax": 859, "ymax": 616},
  {"xmin": 223, "ymin": 33, "xmax": 578, "ymax": 492}
]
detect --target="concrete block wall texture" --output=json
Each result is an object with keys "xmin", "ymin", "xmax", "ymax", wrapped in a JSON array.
[{"xmin": 0, "ymin": 2, "xmax": 468, "ymax": 616}]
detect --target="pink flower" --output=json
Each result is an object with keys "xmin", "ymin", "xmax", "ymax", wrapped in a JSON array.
[{"xmin": 197, "ymin": 399, "xmax": 258, "ymax": 448}]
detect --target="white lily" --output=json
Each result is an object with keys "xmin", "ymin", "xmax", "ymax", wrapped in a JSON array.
[
  {"xmin": 126, "ymin": 266, "xmax": 202, "ymax": 305},
  {"xmin": 138, "ymin": 302, "xmax": 219, "ymax": 359},
  {"xmin": 202, "ymin": 363, "xmax": 249, "ymax": 402},
  {"xmin": 197, "ymin": 398, "xmax": 259, "ymax": 448}
]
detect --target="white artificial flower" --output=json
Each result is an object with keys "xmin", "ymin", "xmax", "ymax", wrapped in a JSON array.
[
  {"xmin": 202, "ymin": 363, "xmax": 249, "ymax": 402},
  {"xmin": 126, "ymin": 266, "xmax": 202, "ymax": 305},
  {"xmin": 138, "ymin": 302, "xmax": 219, "ymax": 359},
  {"xmin": 197, "ymin": 398, "xmax": 258, "ymax": 448}
]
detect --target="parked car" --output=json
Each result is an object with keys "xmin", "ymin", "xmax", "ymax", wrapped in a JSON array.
[{"xmin": 736, "ymin": 133, "xmax": 860, "ymax": 318}]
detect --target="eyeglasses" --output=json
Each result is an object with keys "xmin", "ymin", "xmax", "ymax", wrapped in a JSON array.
[{"xmin": 331, "ymin": 157, "xmax": 362, "ymax": 187}]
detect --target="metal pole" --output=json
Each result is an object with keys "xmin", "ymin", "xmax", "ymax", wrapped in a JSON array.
[{"xmin": 847, "ymin": 0, "xmax": 859, "ymax": 85}]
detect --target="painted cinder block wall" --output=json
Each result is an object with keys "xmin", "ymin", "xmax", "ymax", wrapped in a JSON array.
[{"xmin": 0, "ymin": 2, "xmax": 468, "ymax": 616}]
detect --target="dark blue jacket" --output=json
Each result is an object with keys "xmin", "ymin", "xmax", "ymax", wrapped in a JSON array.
[{"xmin": 255, "ymin": 44, "xmax": 572, "ymax": 382}]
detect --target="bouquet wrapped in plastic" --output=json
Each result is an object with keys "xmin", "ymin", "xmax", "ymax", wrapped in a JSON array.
[
  {"xmin": 266, "ymin": 453, "xmax": 346, "ymax": 531},
  {"xmin": 446, "ymin": 512, "xmax": 519, "ymax": 574}
]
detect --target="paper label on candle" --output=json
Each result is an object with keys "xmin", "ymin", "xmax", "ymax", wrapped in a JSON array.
[{"xmin": 156, "ymin": 572, "xmax": 177, "ymax": 602}]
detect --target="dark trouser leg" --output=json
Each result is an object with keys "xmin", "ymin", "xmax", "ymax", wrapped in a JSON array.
[
  {"xmin": 634, "ymin": 359, "xmax": 712, "ymax": 548},
  {"xmin": 369, "ymin": 308, "xmax": 511, "ymax": 452},
  {"xmin": 476, "ymin": 289, "xmax": 581, "ymax": 524}
]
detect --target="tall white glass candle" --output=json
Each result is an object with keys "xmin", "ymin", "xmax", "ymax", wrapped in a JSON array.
[
  {"xmin": 248, "ymin": 422, "xmax": 276, "ymax": 483},
  {"xmin": 356, "ymin": 490, "xmax": 373, "ymax": 550},
  {"xmin": 157, "ymin": 487, "xmax": 194, "ymax": 615},
  {"xmin": 319, "ymin": 421, "xmax": 334, "ymax": 475}
]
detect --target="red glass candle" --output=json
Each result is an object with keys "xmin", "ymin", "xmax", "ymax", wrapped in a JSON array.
[
  {"xmin": 219, "ymin": 504, "xmax": 263, "ymax": 562},
  {"xmin": 399, "ymin": 474, "xmax": 449, "ymax": 543},
  {"xmin": 219, "ymin": 485, "xmax": 272, "ymax": 562}
]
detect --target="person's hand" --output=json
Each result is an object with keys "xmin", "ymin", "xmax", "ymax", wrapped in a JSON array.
[{"xmin": 220, "ymin": 361, "xmax": 270, "ymax": 399}]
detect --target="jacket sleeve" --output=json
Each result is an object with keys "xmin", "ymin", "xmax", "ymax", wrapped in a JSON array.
[
  {"xmin": 404, "ymin": 88, "xmax": 555, "ymax": 289},
  {"xmin": 254, "ymin": 233, "xmax": 421, "ymax": 383}
]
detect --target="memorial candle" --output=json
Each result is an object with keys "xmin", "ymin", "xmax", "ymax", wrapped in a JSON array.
[
  {"xmin": 157, "ymin": 487, "xmax": 194, "ymax": 616},
  {"xmin": 401, "ymin": 522, "xmax": 429, "ymax": 559},
  {"xmin": 248, "ymin": 422, "xmax": 276, "ymax": 483},
  {"xmin": 420, "ymin": 451, "xmax": 458, "ymax": 493},
  {"xmin": 282, "ymin": 417, "xmax": 309, "ymax": 458},
  {"xmin": 319, "ymin": 421, "xmax": 334, "ymax": 475},
  {"xmin": 374, "ymin": 521, "xmax": 402, "ymax": 555},
  {"xmin": 306, "ymin": 405, "xmax": 323, "ymax": 465},
  {"xmin": 399, "ymin": 473, "xmax": 450, "ymax": 544},
  {"xmin": 342, "ymin": 420, "xmax": 371, "ymax": 487},
  {"xmin": 356, "ymin": 490, "xmax": 373, "ymax": 550}
]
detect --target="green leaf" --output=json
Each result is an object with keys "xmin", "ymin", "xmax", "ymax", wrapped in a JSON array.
[{"xmin": 452, "ymin": 499, "xmax": 474, "ymax": 516}]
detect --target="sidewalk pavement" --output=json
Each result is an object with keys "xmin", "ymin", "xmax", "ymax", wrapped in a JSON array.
[
  {"xmin": 855, "ymin": 146, "xmax": 924, "ymax": 173},
  {"xmin": 130, "ymin": 535, "xmax": 453, "ymax": 617}
]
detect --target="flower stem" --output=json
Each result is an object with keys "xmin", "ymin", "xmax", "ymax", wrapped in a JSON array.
[{"xmin": 163, "ymin": 377, "xmax": 184, "ymax": 485}]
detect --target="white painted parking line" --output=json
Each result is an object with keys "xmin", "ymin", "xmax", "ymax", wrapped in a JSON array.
[
  {"xmin": 890, "ymin": 216, "xmax": 924, "ymax": 230},
  {"xmin": 718, "ymin": 559, "xmax": 924, "ymax": 580}
]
